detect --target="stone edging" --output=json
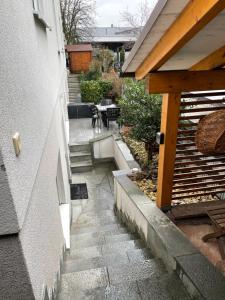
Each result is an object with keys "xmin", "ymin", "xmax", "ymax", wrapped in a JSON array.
[{"xmin": 113, "ymin": 170, "xmax": 225, "ymax": 300}]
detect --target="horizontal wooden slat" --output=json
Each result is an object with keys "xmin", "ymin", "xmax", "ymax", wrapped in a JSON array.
[
  {"xmin": 173, "ymin": 173, "xmax": 225, "ymax": 184},
  {"xmin": 180, "ymin": 98, "xmax": 225, "ymax": 105},
  {"xmin": 182, "ymin": 92, "xmax": 225, "ymax": 99},
  {"xmin": 176, "ymin": 143, "xmax": 196, "ymax": 148},
  {"xmin": 175, "ymin": 154, "xmax": 217, "ymax": 160},
  {"xmin": 175, "ymin": 163, "xmax": 225, "ymax": 173},
  {"xmin": 171, "ymin": 200, "xmax": 225, "ymax": 219},
  {"xmin": 178, "ymin": 129, "xmax": 196, "ymax": 135},
  {"xmin": 175, "ymin": 157, "xmax": 225, "ymax": 167},
  {"xmin": 209, "ymin": 208, "xmax": 225, "ymax": 215},
  {"xmin": 173, "ymin": 179, "xmax": 225, "ymax": 190},
  {"xmin": 177, "ymin": 136, "xmax": 195, "ymax": 142},
  {"xmin": 173, "ymin": 184, "xmax": 225, "ymax": 195},
  {"xmin": 174, "ymin": 168, "xmax": 225, "ymax": 179},
  {"xmin": 178, "ymin": 122, "xmax": 197, "ymax": 128},
  {"xmin": 176, "ymin": 149, "xmax": 199, "ymax": 155},
  {"xmin": 180, "ymin": 106, "xmax": 225, "ymax": 114},
  {"xmin": 172, "ymin": 189, "xmax": 225, "ymax": 200},
  {"xmin": 179, "ymin": 114, "xmax": 207, "ymax": 120}
]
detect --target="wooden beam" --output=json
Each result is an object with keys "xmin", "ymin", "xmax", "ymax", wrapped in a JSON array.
[
  {"xmin": 190, "ymin": 45, "xmax": 225, "ymax": 71},
  {"xmin": 157, "ymin": 93, "xmax": 181, "ymax": 209},
  {"xmin": 148, "ymin": 70, "xmax": 225, "ymax": 93},
  {"xmin": 135, "ymin": 0, "xmax": 225, "ymax": 80}
]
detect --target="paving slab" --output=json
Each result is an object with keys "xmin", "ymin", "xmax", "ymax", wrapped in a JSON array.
[
  {"xmin": 57, "ymin": 287, "xmax": 106, "ymax": 300},
  {"xmin": 63, "ymin": 253, "xmax": 129, "ymax": 273},
  {"xmin": 60, "ymin": 267, "xmax": 109, "ymax": 293},
  {"xmin": 75, "ymin": 214, "xmax": 117, "ymax": 228},
  {"xmin": 105, "ymin": 282, "xmax": 142, "ymax": 300},
  {"xmin": 71, "ymin": 223, "xmax": 121, "ymax": 235},
  {"xmin": 127, "ymin": 248, "xmax": 154, "ymax": 263},
  {"xmin": 104, "ymin": 233, "xmax": 136, "ymax": 244},
  {"xmin": 107, "ymin": 259, "xmax": 165, "ymax": 285},
  {"xmin": 102, "ymin": 239, "xmax": 144, "ymax": 256},
  {"xmin": 176, "ymin": 253, "xmax": 225, "ymax": 300},
  {"xmin": 69, "ymin": 245, "xmax": 102, "ymax": 260},
  {"xmin": 137, "ymin": 274, "xmax": 191, "ymax": 300}
]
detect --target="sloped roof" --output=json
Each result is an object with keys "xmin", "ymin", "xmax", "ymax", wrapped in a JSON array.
[
  {"xmin": 123, "ymin": 0, "xmax": 225, "ymax": 76},
  {"xmin": 82, "ymin": 27, "xmax": 139, "ymax": 43},
  {"xmin": 65, "ymin": 44, "xmax": 93, "ymax": 52}
]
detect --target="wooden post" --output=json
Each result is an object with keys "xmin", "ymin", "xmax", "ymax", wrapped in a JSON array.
[{"xmin": 157, "ymin": 93, "xmax": 181, "ymax": 209}]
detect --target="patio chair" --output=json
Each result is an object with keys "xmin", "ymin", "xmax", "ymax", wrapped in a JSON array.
[
  {"xmin": 90, "ymin": 105, "xmax": 100, "ymax": 128},
  {"xmin": 202, "ymin": 206, "xmax": 225, "ymax": 259},
  {"xmin": 106, "ymin": 107, "xmax": 120, "ymax": 130}
]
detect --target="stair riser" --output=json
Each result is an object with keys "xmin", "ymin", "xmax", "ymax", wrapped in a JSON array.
[
  {"xmin": 70, "ymin": 144, "xmax": 90, "ymax": 152},
  {"xmin": 68, "ymin": 80, "xmax": 80, "ymax": 84},
  {"xmin": 69, "ymin": 89, "xmax": 80, "ymax": 92},
  {"xmin": 71, "ymin": 165, "xmax": 93, "ymax": 173},
  {"xmin": 70, "ymin": 155, "xmax": 92, "ymax": 163}
]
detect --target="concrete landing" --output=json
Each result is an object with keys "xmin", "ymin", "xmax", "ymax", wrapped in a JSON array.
[{"xmin": 57, "ymin": 163, "xmax": 191, "ymax": 299}]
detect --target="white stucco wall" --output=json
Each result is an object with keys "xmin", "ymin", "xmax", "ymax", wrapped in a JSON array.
[{"xmin": 0, "ymin": 1, "xmax": 70, "ymax": 299}]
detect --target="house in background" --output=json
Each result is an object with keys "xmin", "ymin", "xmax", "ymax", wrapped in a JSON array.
[
  {"xmin": 82, "ymin": 25, "xmax": 139, "ymax": 52},
  {"xmin": 0, "ymin": 0, "xmax": 71, "ymax": 299}
]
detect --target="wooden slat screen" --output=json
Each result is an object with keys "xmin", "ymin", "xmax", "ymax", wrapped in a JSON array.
[{"xmin": 172, "ymin": 93, "xmax": 225, "ymax": 201}]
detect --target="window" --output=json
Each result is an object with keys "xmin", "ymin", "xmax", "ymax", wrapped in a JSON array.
[{"xmin": 32, "ymin": 0, "xmax": 51, "ymax": 29}]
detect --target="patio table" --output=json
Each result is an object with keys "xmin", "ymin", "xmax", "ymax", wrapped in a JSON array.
[
  {"xmin": 96, "ymin": 104, "xmax": 117, "ymax": 127},
  {"xmin": 96, "ymin": 104, "xmax": 117, "ymax": 112}
]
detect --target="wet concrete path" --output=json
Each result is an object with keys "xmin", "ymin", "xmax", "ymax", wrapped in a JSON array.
[{"xmin": 58, "ymin": 162, "xmax": 191, "ymax": 299}]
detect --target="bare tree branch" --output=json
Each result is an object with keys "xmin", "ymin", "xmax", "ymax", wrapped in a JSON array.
[
  {"xmin": 120, "ymin": 0, "xmax": 157, "ymax": 33},
  {"xmin": 60, "ymin": 0, "xmax": 96, "ymax": 44}
]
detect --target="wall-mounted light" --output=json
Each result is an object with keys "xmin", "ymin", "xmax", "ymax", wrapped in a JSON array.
[{"xmin": 12, "ymin": 132, "xmax": 21, "ymax": 157}]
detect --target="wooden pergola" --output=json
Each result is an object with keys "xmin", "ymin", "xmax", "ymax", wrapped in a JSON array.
[{"xmin": 122, "ymin": 0, "xmax": 225, "ymax": 210}]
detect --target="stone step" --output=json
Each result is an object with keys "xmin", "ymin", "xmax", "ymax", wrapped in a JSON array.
[
  {"xmin": 70, "ymin": 143, "xmax": 90, "ymax": 152},
  {"xmin": 70, "ymin": 151, "xmax": 91, "ymax": 163},
  {"xmin": 70, "ymin": 232, "xmax": 137, "ymax": 249},
  {"xmin": 71, "ymin": 223, "xmax": 126, "ymax": 236},
  {"xmin": 58, "ymin": 272, "xmax": 191, "ymax": 300},
  {"xmin": 71, "ymin": 160, "xmax": 93, "ymax": 173},
  {"xmin": 68, "ymin": 79, "xmax": 80, "ymax": 84},
  {"xmin": 63, "ymin": 252, "xmax": 130, "ymax": 274},
  {"xmin": 63, "ymin": 247, "xmax": 153, "ymax": 274},
  {"xmin": 72, "ymin": 214, "xmax": 117, "ymax": 229},
  {"xmin": 68, "ymin": 85, "xmax": 80, "ymax": 89},
  {"xmin": 69, "ymin": 92, "xmax": 81, "ymax": 97},
  {"xmin": 69, "ymin": 226, "xmax": 128, "ymax": 243},
  {"xmin": 68, "ymin": 88, "xmax": 80, "ymax": 92},
  {"xmin": 59, "ymin": 259, "xmax": 165, "ymax": 295},
  {"xmin": 67, "ymin": 239, "xmax": 145, "ymax": 262},
  {"xmin": 58, "ymin": 281, "xmax": 141, "ymax": 300}
]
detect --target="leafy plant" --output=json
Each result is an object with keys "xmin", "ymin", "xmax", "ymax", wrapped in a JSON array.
[
  {"xmin": 131, "ymin": 94, "xmax": 162, "ymax": 162},
  {"xmin": 98, "ymin": 80, "xmax": 113, "ymax": 98},
  {"xmin": 118, "ymin": 79, "xmax": 146, "ymax": 126},
  {"xmin": 80, "ymin": 80, "xmax": 103, "ymax": 104},
  {"xmin": 119, "ymin": 79, "xmax": 162, "ymax": 165}
]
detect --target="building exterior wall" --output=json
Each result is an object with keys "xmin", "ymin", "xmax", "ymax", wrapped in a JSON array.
[{"xmin": 0, "ymin": 0, "xmax": 70, "ymax": 299}]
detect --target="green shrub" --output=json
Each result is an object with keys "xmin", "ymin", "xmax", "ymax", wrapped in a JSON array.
[
  {"xmin": 118, "ymin": 80, "xmax": 146, "ymax": 126},
  {"xmin": 119, "ymin": 79, "xmax": 162, "ymax": 162},
  {"xmin": 98, "ymin": 80, "xmax": 113, "ymax": 97},
  {"xmin": 80, "ymin": 80, "xmax": 103, "ymax": 104}
]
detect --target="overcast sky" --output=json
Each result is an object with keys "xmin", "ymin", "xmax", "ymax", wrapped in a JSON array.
[{"xmin": 95, "ymin": 0, "xmax": 157, "ymax": 27}]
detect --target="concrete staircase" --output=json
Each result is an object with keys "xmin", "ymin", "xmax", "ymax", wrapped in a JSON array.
[
  {"xmin": 68, "ymin": 73, "xmax": 81, "ymax": 103},
  {"xmin": 57, "ymin": 164, "xmax": 191, "ymax": 299},
  {"xmin": 70, "ymin": 143, "xmax": 93, "ymax": 173}
]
